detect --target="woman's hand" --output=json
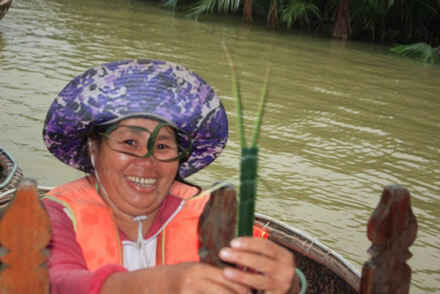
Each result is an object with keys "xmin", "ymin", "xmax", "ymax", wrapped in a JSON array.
[
  {"xmin": 219, "ymin": 237, "xmax": 297, "ymax": 294},
  {"xmin": 159, "ymin": 262, "xmax": 251, "ymax": 294},
  {"xmin": 101, "ymin": 262, "xmax": 252, "ymax": 294},
  {"xmin": 101, "ymin": 238, "xmax": 297, "ymax": 294}
]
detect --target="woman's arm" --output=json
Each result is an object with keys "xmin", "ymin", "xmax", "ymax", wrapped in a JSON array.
[{"xmin": 42, "ymin": 199, "xmax": 127, "ymax": 294}]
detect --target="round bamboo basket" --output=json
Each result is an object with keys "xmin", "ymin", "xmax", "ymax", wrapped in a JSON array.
[
  {"xmin": 255, "ymin": 213, "xmax": 360, "ymax": 293},
  {"xmin": 0, "ymin": 147, "xmax": 23, "ymax": 209}
]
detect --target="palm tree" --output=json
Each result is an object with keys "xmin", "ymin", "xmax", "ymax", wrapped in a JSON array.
[
  {"xmin": 387, "ymin": 0, "xmax": 439, "ymax": 43},
  {"xmin": 350, "ymin": 0, "xmax": 394, "ymax": 41},
  {"xmin": 267, "ymin": 0, "xmax": 280, "ymax": 28},
  {"xmin": 332, "ymin": 0, "xmax": 350, "ymax": 40},
  {"xmin": 243, "ymin": 0, "xmax": 253, "ymax": 23},
  {"xmin": 159, "ymin": 0, "xmax": 439, "ymax": 47}
]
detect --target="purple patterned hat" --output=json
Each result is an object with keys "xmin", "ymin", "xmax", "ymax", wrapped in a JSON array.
[{"xmin": 43, "ymin": 59, "xmax": 228, "ymax": 178}]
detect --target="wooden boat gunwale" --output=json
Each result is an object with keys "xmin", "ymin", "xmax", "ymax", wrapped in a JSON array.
[{"xmin": 255, "ymin": 213, "xmax": 360, "ymax": 292}]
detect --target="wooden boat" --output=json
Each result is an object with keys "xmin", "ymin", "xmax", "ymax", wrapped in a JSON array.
[
  {"xmin": 0, "ymin": 150, "xmax": 417, "ymax": 293},
  {"xmin": 0, "ymin": 185, "xmax": 361, "ymax": 293},
  {"xmin": 0, "ymin": 147, "xmax": 23, "ymax": 209},
  {"xmin": 0, "ymin": 0, "xmax": 12, "ymax": 20},
  {"xmin": 255, "ymin": 213, "xmax": 359, "ymax": 293}
]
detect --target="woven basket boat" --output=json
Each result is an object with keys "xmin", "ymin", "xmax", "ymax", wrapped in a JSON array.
[
  {"xmin": 0, "ymin": 147, "xmax": 360, "ymax": 293},
  {"xmin": 0, "ymin": 147, "xmax": 23, "ymax": 209},
  {"xmin": 0, "ymin": 185, "xmax": 361, "ymax": 293},
  {"xmin": 255, "ymin": 214, "xmax": 360, "ymax": 293},
  {"xmin": 0, "ymin": 150, "xmax": 416, "ymax": 293},
  {"xmin": 0, "ymin": 0, "xmax": 12, "ymax": 20}
]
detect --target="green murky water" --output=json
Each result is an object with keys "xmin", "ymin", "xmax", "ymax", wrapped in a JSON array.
[{"xmin": 1, "ymin": 0, "xmax": 439, "ymax": 292}]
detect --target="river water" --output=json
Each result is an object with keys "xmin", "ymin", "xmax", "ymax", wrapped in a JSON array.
[{"xmin": 1, "ymin": 0, "xmax": 439, "ymax": 292}]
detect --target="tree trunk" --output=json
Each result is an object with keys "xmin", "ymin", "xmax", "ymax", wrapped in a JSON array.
[
  {"xmin": 332, "ymin": 0, "xmax": 350, "ymax": 40},
  {"xmin": 266, "ymin": 0, "xmax": 279, "ymax": 29},
  {"xmin": 243, "ymin": 0, "xmax": 253, "ymax": 24}
]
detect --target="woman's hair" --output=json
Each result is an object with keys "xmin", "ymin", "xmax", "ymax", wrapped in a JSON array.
[{"xmin": 89, "ymin": 124, "xmax": 113, "ymax": 143}]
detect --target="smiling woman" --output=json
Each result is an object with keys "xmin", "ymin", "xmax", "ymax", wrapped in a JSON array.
[
  {"xmin": 40, "ymin": 59, "xmax": 297, "ymax": 294},
  {"xmin": 88, "ymin": 118, "xmax": 180, "ymax": 237}
]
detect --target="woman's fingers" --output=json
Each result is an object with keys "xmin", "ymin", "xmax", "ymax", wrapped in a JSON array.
[
  {"xmin": 168, "ymin": 262, "xmax": 251, "ymax": 294},
  {"xmin": 219, "ymin": 237, "xmax": 296, "ymax": 294},
  {"xmin": 231, "ymin": 237, "xmax": 293, "ymax": 263},
  {"xmin": 221, "ymin": 263, "xmax": 294, "ymax": 293},
  {"xmin": 223, "ymin": 266, "xmax": 275, "ymax": 290},
  {"xmin": 220, "ymin": 237, "xmax": 294, "ymax": 270}
]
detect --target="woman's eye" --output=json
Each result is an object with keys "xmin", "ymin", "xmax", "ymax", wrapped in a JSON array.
[
  {"xmin": 156, "ymin": 143, "xmax": 169, "ymax": 150},
  {"xmin": 123, "ymin": 139, "xmax": 137, "ymax": 147}
]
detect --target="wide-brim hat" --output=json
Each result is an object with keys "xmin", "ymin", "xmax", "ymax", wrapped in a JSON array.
[{"xmin": 43, "ymin": 59, "xmax": 228, "ymax": 178}]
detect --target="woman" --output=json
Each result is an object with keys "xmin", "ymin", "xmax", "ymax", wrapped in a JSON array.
[{"xmin": 42, "ymin": 59, "xmax": 296, "ymax": 294}]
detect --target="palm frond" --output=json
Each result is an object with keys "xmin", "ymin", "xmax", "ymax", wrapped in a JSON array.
[
  {"xmin": 281, "ymin": 0, "xmax": 320, "ymax": 29},
  {"xmin": 391, "ymin": 42, "xmax": 440, "ymax": 64},
  {"xmin": 189, "ymin": 0, "xmax": 242, "ymax": 19},
  {"xmin": 220, "ymin": 0, "xmax": 241, "ymax": 13},
  {"xmin": 163, "ymin": 0, "xmax": 179, "ymax": 12}
]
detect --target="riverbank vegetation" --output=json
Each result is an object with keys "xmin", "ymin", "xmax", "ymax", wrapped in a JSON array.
[{"xmin": 155, "ymin": 0, "xmax": 440, "ymax": 64}]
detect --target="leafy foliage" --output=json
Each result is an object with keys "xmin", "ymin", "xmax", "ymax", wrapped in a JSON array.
[
  {"xmin": 391, "ymin": 42, "xmax": 440, "ymax": 64},
  {"xmin": 281, "ymin": 0, "xmax": 321, "ymax": 29},
  {"xmin": 163, "ymin": 0, "xmax": 179, "ymax": 11},
  {"xmin": 188, "ymin": 0, "xmax": 242, "ymax": 19},
  {"xmin": 158, "ymin": 0, "xmax": 440, "ymax": 49}
]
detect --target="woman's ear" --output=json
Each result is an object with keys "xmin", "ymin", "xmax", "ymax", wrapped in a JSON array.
[{"xmin": 88, "ymin": 139, "xmax": 98, "ymax": 168}]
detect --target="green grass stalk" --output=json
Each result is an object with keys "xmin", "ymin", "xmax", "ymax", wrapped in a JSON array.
[
  {"xmin": 223, "ymin": 43, "xmax": 271, "ymax": 237},
  {"xmin": 250, "ymin": 65, "xmax": 271, "ymax": 148},
  {"xmin": 222, "ymin": 42, "xmax": 247, "ymax": 148}
]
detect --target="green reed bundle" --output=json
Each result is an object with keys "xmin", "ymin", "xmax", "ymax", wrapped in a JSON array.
[
  {"xmin": 223, "ymin": 46, "xmax": 308, "ymax": 293},
  {"xmin": 223, "ymin": 43, "xmax": 271, "ymax": 237}
]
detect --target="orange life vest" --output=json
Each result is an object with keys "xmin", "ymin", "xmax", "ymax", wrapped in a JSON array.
[{"xmin": 45, "ymin": 176, "xmax": 267, "ymax": 271}]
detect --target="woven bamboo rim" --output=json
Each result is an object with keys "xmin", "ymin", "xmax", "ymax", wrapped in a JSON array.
[
  {"xmin": 0, "ymin": 147, "xmax": 23, "ymax": 200},
  {"xmin": 255, "ymin": 213, "xmax": 361, "ymax": 292}
]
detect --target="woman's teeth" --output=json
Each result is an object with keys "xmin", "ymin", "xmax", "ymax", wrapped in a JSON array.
[{"xmin": 127, "ymin": 176, "xmax": 156, "ymax": 186}]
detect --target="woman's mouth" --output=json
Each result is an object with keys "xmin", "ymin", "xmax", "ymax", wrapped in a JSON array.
[{"xmin": 126, "ymin": 176, "xmax": 157, "ymax": 187}]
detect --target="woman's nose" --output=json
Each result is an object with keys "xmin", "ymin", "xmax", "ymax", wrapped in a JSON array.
[{"xmin": 133, "ymin": 152, "xmax": 157, "ymax": 166}]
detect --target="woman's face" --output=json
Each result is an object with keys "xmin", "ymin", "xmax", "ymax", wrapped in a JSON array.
[{"xmin": 90, "ymin": 118, "xmax": 179, "ymax": 217}]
